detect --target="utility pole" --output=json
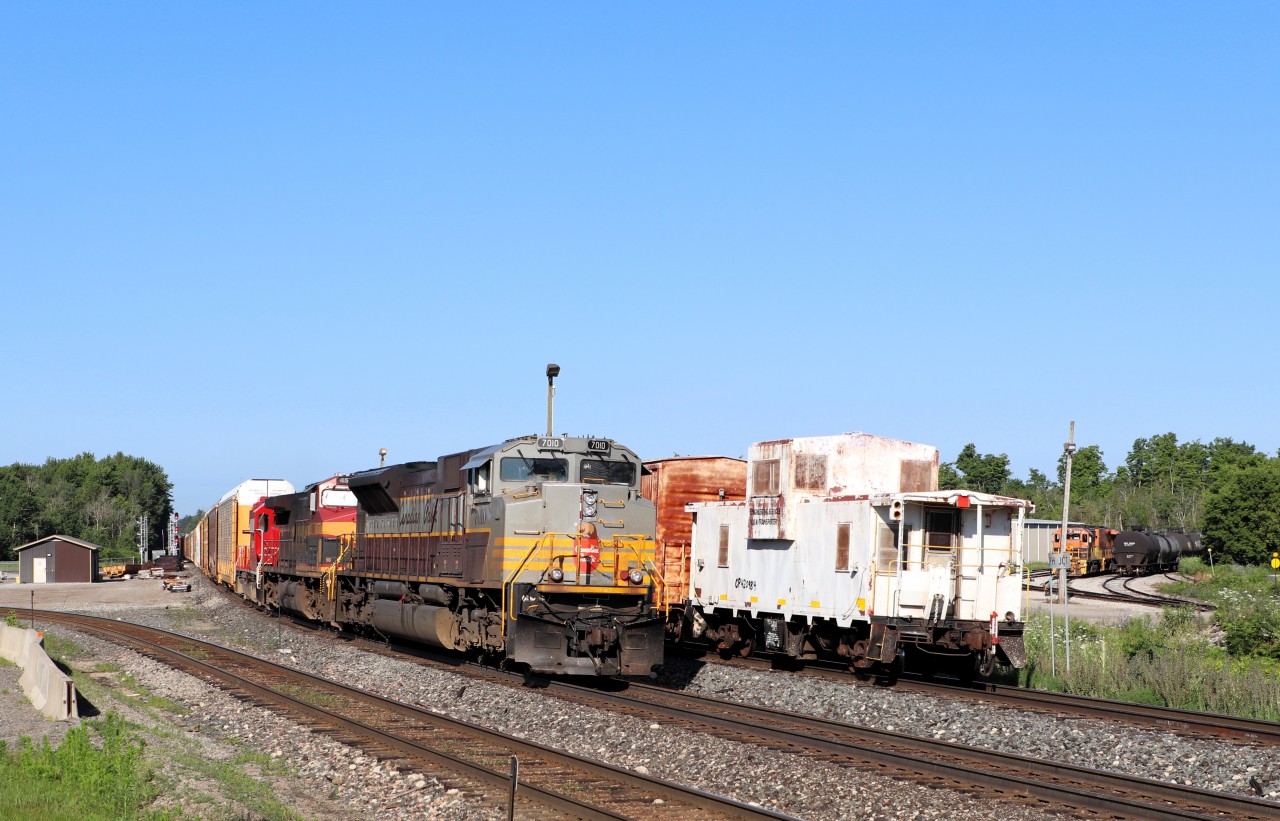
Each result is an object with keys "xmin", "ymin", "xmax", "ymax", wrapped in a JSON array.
[{"xmin": 1061, "ymin": 422, "xmax": 1076, "ymax": 675}]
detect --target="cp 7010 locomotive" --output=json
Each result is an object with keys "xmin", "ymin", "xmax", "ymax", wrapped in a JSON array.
[{"xmin": 188, "ymin": 369, "xmax": 666, "ymax": 678}]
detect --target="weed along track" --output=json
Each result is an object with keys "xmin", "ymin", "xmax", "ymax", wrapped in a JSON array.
[{"xmin": 3, "ymin": 608, "xmax": 791, "ymax": 821}]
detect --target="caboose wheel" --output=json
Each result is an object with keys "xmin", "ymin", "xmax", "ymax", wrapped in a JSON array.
[{"xmin": 878, "ymin": 651, "xmax": 904, "ymax": 684}]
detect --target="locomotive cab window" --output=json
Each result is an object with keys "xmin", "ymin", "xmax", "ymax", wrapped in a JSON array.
[
  {"xmin": 469, "ymin": 462, "xmax": 491, "ymax": 495},
  {"xmin": 579, "ymin": 458, "xmax": 636, "ymax": 486},
  {"xmin": 500, "ymin": 456, "xmax": 568, "ymax": 483}
]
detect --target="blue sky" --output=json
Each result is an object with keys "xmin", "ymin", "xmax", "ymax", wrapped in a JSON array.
[{"xmin": 3, "ymin": 4, "xmax": 1277, "ymax": 515}]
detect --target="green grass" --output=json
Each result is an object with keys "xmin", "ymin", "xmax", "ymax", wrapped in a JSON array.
[
  {"xmin": 170, "ymin": 750, "xmax": 304, "ymax": 821},
  {"xmin": 1011, "ymin": 560, "xmax": 1280, "ymax": 720},
  {"xmin": 41, "ymin": 634, "xmax": 85, "ymax": 663},
  {"xmin": 2, "ymin": 630, "xmax": 321, "ymax": 819},
  {"xmin": 0, "ymin": 713, "xmax": 176, "ymax": 820},
  {"xmin": 274, "ymin": 683, "xmax": 342, "ymax": 709}
]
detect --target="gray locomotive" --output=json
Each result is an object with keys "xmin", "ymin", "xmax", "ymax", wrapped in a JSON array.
[{"xmin": 329, "ymin": 366, "xmax": 663, "ymax": 676}]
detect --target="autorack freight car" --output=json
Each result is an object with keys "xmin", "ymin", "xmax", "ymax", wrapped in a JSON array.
[
  {"xmin": 676, "ymin": 433, "xmax": 1032, "ymax": 680},
  {"xmin": 185, "ymin": 480, "xmax": 295, "ymax": 587}
]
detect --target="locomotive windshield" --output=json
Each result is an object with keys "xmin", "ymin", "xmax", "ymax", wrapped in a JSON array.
[
  {"xmin": 500, "ymin": 456, "xmax": 568, "ymax": 482},
  {"xmin": 580, "ymin": 458, "xmax": 636, "ymax": 486}
]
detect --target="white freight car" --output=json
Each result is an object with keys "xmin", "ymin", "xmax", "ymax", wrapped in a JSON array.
[{"xmin": 682, "ymin": 433, "xmax": 1032, "ymax": 679}]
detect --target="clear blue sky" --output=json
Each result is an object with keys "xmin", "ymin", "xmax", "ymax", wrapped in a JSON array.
[{"xmin": 3, "ymin": 4, "xmax": 1277, "ymax": 515}]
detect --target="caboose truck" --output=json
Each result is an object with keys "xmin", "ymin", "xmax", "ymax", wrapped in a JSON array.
[{"xmin": 682, "ymin": 434, "xmax": 1032, "ymax": 679}]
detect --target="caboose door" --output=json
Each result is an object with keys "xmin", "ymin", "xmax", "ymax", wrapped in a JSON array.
[{"xmin": 923, "ymin": 508, "xmax": 959, "ymax": 614}]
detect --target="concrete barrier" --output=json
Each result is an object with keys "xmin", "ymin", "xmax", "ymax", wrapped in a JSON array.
[{"xmin": 0, "ymin": 623, "xmax": 78, "ymax": 720}]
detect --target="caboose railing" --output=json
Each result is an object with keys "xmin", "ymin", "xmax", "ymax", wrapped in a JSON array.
[{"xmin": 500, "ymin": 532, "xmax": 664, "ymax": 638}]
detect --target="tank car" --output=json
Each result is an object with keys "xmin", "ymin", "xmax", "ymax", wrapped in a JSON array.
[
  {"xmin": 675, "ymin": 433, "xmax": 1033, "ymax": 680},
  {"xmin": 1113, "ymin": 528, "xmax": 1203, "ymax": 574}
]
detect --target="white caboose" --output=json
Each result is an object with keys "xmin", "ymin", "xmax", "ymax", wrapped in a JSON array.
[{"xmin": 683, "ymin": 433, "xmax": 1031, "ymax": 678}]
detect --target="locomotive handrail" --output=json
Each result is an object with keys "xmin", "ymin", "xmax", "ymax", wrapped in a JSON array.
[
  {"xmin": 322, "ymin": 534, "xmax": 357, "ymax": 602},
  {"xmin": 500, "ymin": 532, "xmax": 662, "ymax": 637}
]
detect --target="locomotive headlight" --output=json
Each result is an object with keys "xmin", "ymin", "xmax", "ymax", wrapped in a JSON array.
[
  {"xmin": 1005, "ymin": 611, "xmax": 1016, "ymax": 623},
  {"xmin": 549, "ymin": 568, "xmax": 565, "ymax": 583},
  {"xmin": 628, "ymin": 569, "xmax": 645, "ymax": 585},
  {"xmin": 581, "ymin": 489, "xmax": 598, "ymax": 518}
]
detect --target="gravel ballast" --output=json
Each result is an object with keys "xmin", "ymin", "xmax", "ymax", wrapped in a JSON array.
[{"xmin": 3, "ymin": 573, "xmax": 1278, "ymax": 819}]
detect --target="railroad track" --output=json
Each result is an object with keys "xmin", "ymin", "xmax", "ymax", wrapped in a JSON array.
[
  {"xmin": 550, "ymin": 678, "xmax": 1279, "ymax": 821},
  {"xmin": 1052, "ymin": 572, "xmax": 1215, "ymax": 612},
  {"xmin": 1107, "ymin": 573, "xmax": 1215, "ymax": 611},
  {"xmin": 86, "ymin": 581, "xmax": 1273, "ymax": 818},
  {"xmin": 691, "ymin": 650, "xmax": 1280, "ymax": 747},
  {"xmin": 5, "ymin": 608, "xmax": 793, "ymax": 821},
  {"xmin": 320, "ymin": 636, "xmax": 1280, "ymax": 819},
  {"xmin": 401, "ymin": 649, "xmax": 1280, "ymax": 820}
]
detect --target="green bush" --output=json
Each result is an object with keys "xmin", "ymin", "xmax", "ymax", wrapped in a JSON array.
[
  {"xmin": 0, "ymin": 713, "xmax": 174, "ymax": 820},
  {"xmin": 1020, "ymin": 568, "xmax": 1280, "ymax": 720}
]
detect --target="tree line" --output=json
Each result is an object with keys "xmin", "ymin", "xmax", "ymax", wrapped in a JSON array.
[
  {"xmin": 0, "ymin": 453, "xmax": 173, "ymax": 561},
  {"xmin": 939, "ymin": 432, "xmax": 1280, "ymax": 565}
]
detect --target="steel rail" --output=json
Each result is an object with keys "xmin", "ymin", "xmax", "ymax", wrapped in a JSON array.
[
  {"xmin": 549, "ymin": 678, "xmax": 1278, "ymax": 821},
  {"xmin": 11, "ymin": 608, "xmax": 795, "ymax": 821},
  {"xmin": 751, "ymin": 652, "xmax": 1280, "ymax": 748}
]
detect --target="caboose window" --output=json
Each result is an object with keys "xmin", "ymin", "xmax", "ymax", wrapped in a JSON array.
[
  {"xmin": 580, "ymin": 459, "xmax": 636, "ymax": 485},
  {"xmin": 793, "ymin": 454, "xmax": 827, "ymax": 491},
  {"xmin": 500, "ymin": 457, "xmax": 568, "ymax": 482},
  {"xmin": 753, "ymin": 459, "xmax": 780, "ymax": 495}
]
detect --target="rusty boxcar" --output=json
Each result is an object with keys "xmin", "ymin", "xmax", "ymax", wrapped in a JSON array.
[{"xmin": 641, "ymin": 456, "xmax": 747, "ymax": 616}]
